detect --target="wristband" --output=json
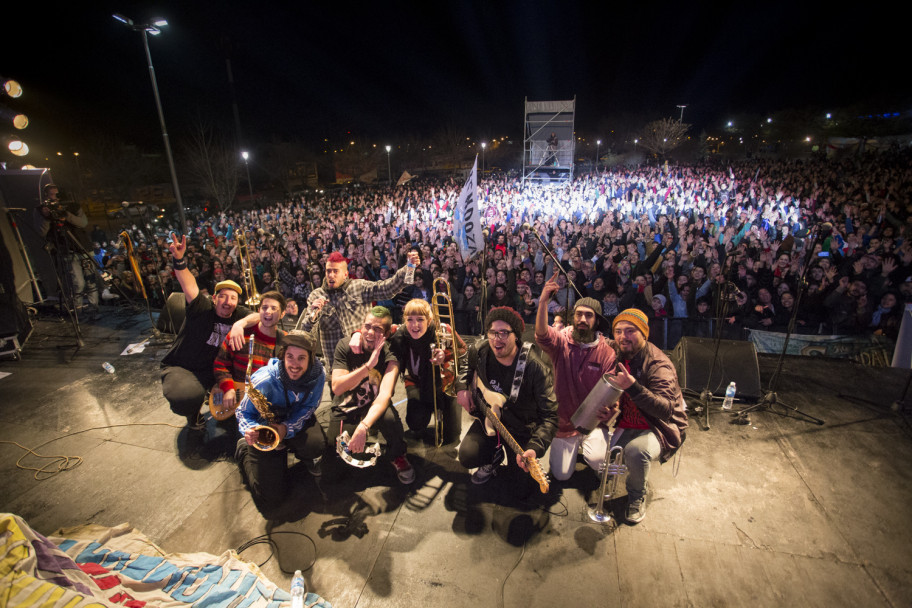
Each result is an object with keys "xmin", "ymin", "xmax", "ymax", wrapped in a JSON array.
[
  {"xmin": 172, "ymin": 257, "xmax": 187, "ymax": 270},
  {"xmin": 358, "ymin": 421, "xmax": 370, "ymax": 432}
]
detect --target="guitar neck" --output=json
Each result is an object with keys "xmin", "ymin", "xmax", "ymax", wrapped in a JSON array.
[{"xmin": 480, "ymin": 401, "xmax": 524, "ymax": 457}]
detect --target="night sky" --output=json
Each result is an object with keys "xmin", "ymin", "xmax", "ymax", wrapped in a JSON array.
[{"xmin": 2, "ymin": 2, "xmax": 908, "ymax": 155}]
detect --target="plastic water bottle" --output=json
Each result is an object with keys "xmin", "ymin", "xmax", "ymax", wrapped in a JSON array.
[
  {"xmin": 722, "ymin": 381, "xmax": 736, "ymax": 410},
  {"xmin": 102, "ymin": 362, "xmax": 115, "ymax": 374},
  {"xmin": 405, "ymin": 257, "xmax": 416, "ymax": 284},
  {"xmin": 290, "ymin": 570, "xmax": 306, "ymax": 608}
]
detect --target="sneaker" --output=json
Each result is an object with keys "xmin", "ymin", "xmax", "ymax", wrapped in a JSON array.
[
  {"xmin": 306, "ymin": 456, "xmax": 323, "ymax": 478},
  {"xmin": 392, "ymin": 455, "xmax": 415, "ymax": 484},
  {"xmin": 471, "ymin": 463, "xmax": 496, "ymax": 485},
  {"xmin": 188, "ymin": 413, "xmax": 207, "ymax": 431},
  {"xmin": 626, "ymin": 496, "xmax": 646, "ymax": 524}
]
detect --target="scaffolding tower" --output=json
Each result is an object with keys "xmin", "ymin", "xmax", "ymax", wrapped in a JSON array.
[{"xmin": 522, "ymin": 97, "xmax": 576, "ymax": 187}]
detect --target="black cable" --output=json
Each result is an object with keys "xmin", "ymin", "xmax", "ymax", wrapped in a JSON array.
[{"xmin": 236, "ymin": 531, "xmax": 318, "ymax": 573}]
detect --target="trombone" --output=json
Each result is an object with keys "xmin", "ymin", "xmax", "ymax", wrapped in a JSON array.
[
  {"xmin": 429, "ymin": 278, "xmax": 466, "ymax": 445},
  {"xmin": 235, "ymin": 229, "xmax": 261, "ymax": 307}
]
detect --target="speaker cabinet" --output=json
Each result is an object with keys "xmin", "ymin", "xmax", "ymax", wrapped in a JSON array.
[{"xmin": 671, "ymin": 337, "xmax": 762, "ymax": 401}]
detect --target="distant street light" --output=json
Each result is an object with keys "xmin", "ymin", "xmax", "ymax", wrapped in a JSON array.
[
  {"xmin": 385, "ymin": 145, "xmax": 392, "ymax": 187},
  {"xmin": 113, "ymin": 13, "xmax": 186, "ymax": 233},
  {"xmin": 481, "ymin": 142, "xmax": 486, "ymax": 175},
  {"xmin": 677, "ymin": 105, "xmax": 687, "ymax": 122},
  {"xmin": 242, "ymin": 151, "xmax": 253, "ymax": 201},
  {"xmin": 595, "ymin": 139, "xmax": 601, "ymax": 171}
]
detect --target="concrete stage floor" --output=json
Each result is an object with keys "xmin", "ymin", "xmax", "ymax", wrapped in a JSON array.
[{"xmin": 1, "ymin": 308, "xmax": 911, "ymax": 608}]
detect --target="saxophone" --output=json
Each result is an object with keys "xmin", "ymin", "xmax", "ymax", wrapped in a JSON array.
[{"xmin": 243, "ymin": 339, "xmax": 281, "ymax": 451}]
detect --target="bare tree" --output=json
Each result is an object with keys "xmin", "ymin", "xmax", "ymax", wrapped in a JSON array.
[
  {"xmin": 638, "ymin": 117, "xmax": 691, "ymax": 157},
  {"xmin": 181, "ymin": 120, "xmax": 240, "ymax": 211}
]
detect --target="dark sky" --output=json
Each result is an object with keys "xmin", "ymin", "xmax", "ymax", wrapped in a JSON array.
[{"xmin": 2, "ymin": 1, "xmax": 908, "ymax": 155}]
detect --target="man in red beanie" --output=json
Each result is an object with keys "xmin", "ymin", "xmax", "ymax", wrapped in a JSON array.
[
  {"xmin": 456, "ymin": 307, "xmax": 557, "ymax": 494},
  {"xmin": 608, "ymin": 308, "xmax": 688, "ymax": 524}
]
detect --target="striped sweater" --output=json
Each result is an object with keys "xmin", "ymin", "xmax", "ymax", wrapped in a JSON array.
[{"xmin": 213, "ymin": 325, "xmax": 281, "ymax": 393}]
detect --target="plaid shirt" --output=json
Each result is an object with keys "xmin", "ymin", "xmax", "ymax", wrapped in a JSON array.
[{"xmin": 296, "ymin": 265, "xmax": 412, "ymax": 363}]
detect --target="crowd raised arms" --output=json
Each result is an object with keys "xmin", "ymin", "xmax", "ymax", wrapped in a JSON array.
[{"xmin": 99, "ymin": 150, "xmax": 909, "ymax": 346}]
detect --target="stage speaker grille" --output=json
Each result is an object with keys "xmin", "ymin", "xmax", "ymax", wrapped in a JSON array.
[{"xmin": 671, "ymin": 337, "xmax": 762, "ymax": 401}]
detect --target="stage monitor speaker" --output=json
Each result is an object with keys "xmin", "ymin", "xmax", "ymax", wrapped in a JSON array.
[
  {"xmin": 157, "ymin": 292, "xmax": 186, "ymax": 334},
  {"xmin": 671, "ymin": 337, "xmax": 762, "ymax": 401}
]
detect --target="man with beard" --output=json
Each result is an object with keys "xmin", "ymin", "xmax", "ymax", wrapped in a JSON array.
[
  {"xmin": 456, "ymin": 307, "xmax": 558, "ymax": 492},
  {"xmin": 212, "ymin": 291, "xmax": 288, "ymax": 421},
  {"xmin": 297, "ymin": 250, "xmax": 419, "ymax": 367},
  {"xmin": 388, "ymin": 299, "xmax": 466, "ymax": 444},
  {"xmin": 329, "ymin": 307, "xmax": 414, "ymax": 484},
  {"xmin": 235, "ymin": 331, "xmax": 327, "ymax": 514},
  {"xmin": 535, "ymin": 273, "xmax": 618, "ymax": 482},
  {"xmin": 161, "ymin": 233, "xmax": 257, "ymax": 434},
  {"xmin": 608, "ymin": 309, "xmax": 688, "ymax": 523}
]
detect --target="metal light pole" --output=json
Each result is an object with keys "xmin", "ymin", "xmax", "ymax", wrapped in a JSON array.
[
  {"xmin": 385, "ymin": 145, "xmax": 392, "ymax": 187},
  {"xmin": 481, "ymin": 141, "xmax": 486, "ymax": 175},
  {"xmin": 677, "ymin": 104, "xmax": 687, "ymax": 122},
  {"xmin": 113, "ymin": 13, "xmax": 187, "ymax": 234},
  {"xmin": 241, "ymin": 151, "xmax": 253, "ymax": 201},
  {"xmin": 595, "ymin": 139, "xmax": 601, "ymax": 171}
]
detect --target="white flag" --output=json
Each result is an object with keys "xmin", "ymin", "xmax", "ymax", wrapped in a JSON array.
[{"xmin": 454, "ymin": 156, "xmax": 482, "ymax": 262}]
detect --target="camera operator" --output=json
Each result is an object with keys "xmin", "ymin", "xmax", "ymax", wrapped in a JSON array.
[{"xmin": 37, "ymin": 183, "xmax": 98, "ymax": 310}]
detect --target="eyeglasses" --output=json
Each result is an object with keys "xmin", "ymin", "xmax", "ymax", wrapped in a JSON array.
[
  {"xmin": 486, "ymin": 329, "xmax": 513, "ymax": 341},
  {"xmin": 362, "ymin": 323, "xmax": 386, "ymax": 334}
]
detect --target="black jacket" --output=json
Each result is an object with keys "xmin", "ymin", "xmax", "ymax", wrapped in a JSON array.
[{"xmin": 457, "ymin": 340, "xmax": 558, "ymax": 458}]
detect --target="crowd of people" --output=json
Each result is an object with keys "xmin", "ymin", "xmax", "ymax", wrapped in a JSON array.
[{"xmin": 89, "ymin": 148, "xmax": 910, "ymax": 348}]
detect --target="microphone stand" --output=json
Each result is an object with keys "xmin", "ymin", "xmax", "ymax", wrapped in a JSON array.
[
  {"xmin": 735, "ymin": 227, "xmax": 827, "ymax": 426},
  {"xmin": 690, "ymin": 279, "xmax": 736, "ymax": 430},
  {"xmin": 524, "ymin": 223, "xmax": 612, "ymax": 331}
]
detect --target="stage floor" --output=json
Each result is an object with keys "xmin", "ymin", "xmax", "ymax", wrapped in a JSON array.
[{"xmin": 1, "ymin": 308, "xmax": 911, "ymax": 608}]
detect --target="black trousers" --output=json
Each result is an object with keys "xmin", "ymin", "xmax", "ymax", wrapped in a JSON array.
[
  {"xmin": 458, "ymin": 419, "xmax": 540, "ymax": 493},
  {"xmin": 161, "ymin": 365, "xmax": 212, "ymax": 424},
  {"xmin": 328, "ymin": 405, "xmax": 407, "ymax": 461},
  {"xmin": 405, "ymin": 384, "xmax": 462, "ymax": 443},
  {"xmin": 237, "ymin": 418, "xmax": 326, "ymax": 511}
]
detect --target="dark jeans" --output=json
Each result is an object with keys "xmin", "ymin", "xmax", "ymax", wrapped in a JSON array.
[
  {"xmin": 237, "ymin": 418, "xmax": 326, "ymax": 511},
  {"xmin": 405, "ymin": 384, "xmax": 463, "ymax": 444},
  {"xmin": 328, "ymin": 405, "xmax": 407, "ymax": 461},
  {"xmin": 161, "ymin": 365, "xmax": 212, "ymax": 424},
  {"xmin": 458, "ymin": 419, "xmax": 540, "ymax": 493}
]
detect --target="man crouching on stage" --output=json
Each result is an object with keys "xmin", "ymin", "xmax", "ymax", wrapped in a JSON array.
[
  {"xmin": 235, "ymin": 330, "xmax": 327, "ymax": 514},
  {"xmin": 329, "ymin": 306, "xmax": 414, "ymax": 484},
  {"xmin": 456, "ymin": 307, "xmax": 557, "ymax": 494},
  {"xmin": 607, "ymin": 309, "xmax": 688, "ymax": 524}
]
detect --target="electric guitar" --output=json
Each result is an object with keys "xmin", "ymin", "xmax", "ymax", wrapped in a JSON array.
[
  {"xmin": 209, "ymin": 381, "xmax": 245, "ymax": 420},
  {"xmin": 471, "ymin": 375, "xmax": 550, "ymax": 493}
]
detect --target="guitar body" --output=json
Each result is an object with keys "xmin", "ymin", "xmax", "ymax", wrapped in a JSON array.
[
  {"xmin": 471, "ymin": 376, "xmax": 550, "ymax": 493},
  {"xmin": 209, "ymin": 381, "xmax": 245, "ymax": 420}
]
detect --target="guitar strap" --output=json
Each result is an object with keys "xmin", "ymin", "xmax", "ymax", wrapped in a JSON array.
[{"xmin": 507, "ymin": 342, "xmax": 532, "ymax": 404}]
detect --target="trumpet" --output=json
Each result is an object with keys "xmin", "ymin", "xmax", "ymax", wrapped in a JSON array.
[
  {"xmin": 236, "ymin": 230, "xmax": 261, "ymax": 307},
  {"xmin": 242, "ymin": 339, "xmax": 280, "ymax": 451},
  {"xmin": 589, "ymin": 441, "xmax": 627, "ymax": 524}
]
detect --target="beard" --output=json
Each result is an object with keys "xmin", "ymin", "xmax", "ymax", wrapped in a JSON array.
[{"xmin": 572, "ymin": 326, "xmax": 596, "ymax": 344}]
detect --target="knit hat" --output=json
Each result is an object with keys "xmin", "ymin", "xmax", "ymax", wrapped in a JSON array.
[
  {"xmin": 485, "ymin": 306, "xmax": 524, "ymax": 338},
  {"xmin": 214, "ymin": 280, "xmax": 243, "ymax": 296},
  {"xmin": 652, "ymin": 294, "xmax": 667, "ymax": 308},
  {"xmin": 574, "ymin": 297, "xmax": 602, "ymax": 317},
  {"xmin": 612, "ymin": 308, "xmax": 649, "ymax": 340}
]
